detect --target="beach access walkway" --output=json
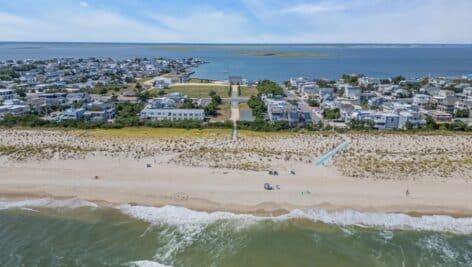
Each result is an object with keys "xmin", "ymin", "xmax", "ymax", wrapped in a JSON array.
[
  {"xmin": 314, "ymin": 141, "xmax": 350, "ymax": 167},
  {"xmin": 230, "ymin": 85, "xmax": 240, "ymax": 141}
]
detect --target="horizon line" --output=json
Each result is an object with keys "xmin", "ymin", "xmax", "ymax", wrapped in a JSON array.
[{"xmin": 1, "ymin": 41, "xmax": 472, "ymax": 46}]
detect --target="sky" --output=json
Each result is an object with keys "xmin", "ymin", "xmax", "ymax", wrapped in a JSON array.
[{"xmin": 0, "ymin": 0, "xmax": 471, "ymax": 43}]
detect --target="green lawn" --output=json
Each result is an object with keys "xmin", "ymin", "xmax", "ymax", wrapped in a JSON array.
[
  {"xmin": 240, "ymin": 86, "xmax": 258, "ymax": 97},
  {"xmin": 166, "ymin": 85, "xmax": 230, "ymax": 98}
]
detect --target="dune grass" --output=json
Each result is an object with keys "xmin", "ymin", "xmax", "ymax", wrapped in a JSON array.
[{"xmin": 87, "ymin": 127, "xmax": 232, "ymax": 139}]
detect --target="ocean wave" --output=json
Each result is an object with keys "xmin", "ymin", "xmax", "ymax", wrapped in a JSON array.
[
  {"xmin": 119, "ymin": 205, "xmax": 472, "ymax": 235},
  {"xmin": 127, "ymin": 260, "xmax": 174, "ymax": 267},
  {"xmin": 0, "ymin": 198, "xmax": 98, "ymax": 210}
]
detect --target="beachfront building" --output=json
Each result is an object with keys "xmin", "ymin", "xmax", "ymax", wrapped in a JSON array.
[
  {"xmin": 57, "ymin": 107, "xmax": 86, "ymax": 121},
  {"xmin": 83, "ymin": 101, "xmax": 116, "ymax": 122},
  {"xmin": 428, "ymin": 110, "xmax": 452, "ymax": 124},
  {"xmin": 398, "ymin": 111, "xmax": 426, "ymax": 128},
  {"xmin": 350, "ymin": 110, "xmax": 400, "ymax": 129},
  {"xmin": 140, "ymin": 108, "xmax": 204, "ymax": 121},
  {"xmin": 265, "ymin": 97, "xmax": 312, "ymax": 126}
]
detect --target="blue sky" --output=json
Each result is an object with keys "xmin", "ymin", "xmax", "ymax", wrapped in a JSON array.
[{"xmin": 0, "ymin": 0, "xmax": 471, "ymax": 43}]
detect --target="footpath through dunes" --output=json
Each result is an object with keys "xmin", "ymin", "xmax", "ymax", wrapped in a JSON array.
[
  {"xmin": 230, "ymin": 84, "xmax": 240, "ymax": 141},
  {"xmin": 1, "ymin": 129, "xmax": 472, "ymax": 216}
]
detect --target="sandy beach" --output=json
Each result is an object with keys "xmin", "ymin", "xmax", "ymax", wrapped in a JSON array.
[{"xmin": 1, "ymin": 128, "xmax": 471, "ymax": 216}]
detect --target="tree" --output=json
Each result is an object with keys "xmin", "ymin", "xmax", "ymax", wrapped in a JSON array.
[
  {"xmin": 454, "ymin": 109, "xmax": 469, "ymax": 118},
  {"xmin": 256, "ymin": 80, "xmax": 284, "ymax": 96},
  {"xmin": 288, "ymin": 99, "xmax": 298, "ymax": 106},
  {"xmin": 322, "ymin": 108, "xmax": 341, "ymax": 120},
  {"xmin": 204, "ymin": 102, "xmax": 218, "ymax": 116},
  {"xmin": 307, "ymin": 97, "xmax": 319, "ymax": 107},
  {"xmin": 448, "ymin": 120, "xmax": 468, "ymax": 131},
  {"xmin": 391, "ymin": 76, "xmax": 406, "ymax": 85},
  {"xmin": 342, "ymin": 74, "xmax": 359, "ymax": 85}
]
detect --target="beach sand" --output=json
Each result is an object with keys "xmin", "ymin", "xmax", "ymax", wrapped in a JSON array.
[{"xmin": 1, "ymin": 128, "xmax": 471, "ymax": 216}]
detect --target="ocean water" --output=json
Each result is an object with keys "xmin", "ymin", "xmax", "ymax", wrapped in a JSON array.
[
  {"xmin": 1, "ymin": 199, "xmax": 471, "ymax": 267},
  {"xmin": 1, "ymin": 43, "xmax": 472, "ymax": 82}
]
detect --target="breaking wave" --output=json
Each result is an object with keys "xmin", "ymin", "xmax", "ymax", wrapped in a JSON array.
[
  {"xmin": 0, "ymin": 198, "xmax": 98, "ymax": 210},
  {"xmin": 2, "ymin": 199, "xmax": 471, "ymax": 234},
  {"xmin": 119, "ymin": 205, "xmax": 472, "ymax": 235},
  {"xmin": 127, "ymin": 260, "xmax": 174, "ymax": 267}
]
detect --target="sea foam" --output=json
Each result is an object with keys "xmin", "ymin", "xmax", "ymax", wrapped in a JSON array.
[
  {"xmin": 127, "ymin": 260, "xmax": 174, "ymax": 267},
  {"xmin": 0, "ymin": 198, "xmax": 98, "ymax": 210},
  {"xmin": 119, "ymin": 205, "xmax": 472, "ymax": 235}
]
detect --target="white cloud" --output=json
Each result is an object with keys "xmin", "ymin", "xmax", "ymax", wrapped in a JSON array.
[
  {"xmin": 0, "ymin": 0, "xmax": 471, "ymax": 43},
  {"xmin": 284, "ymin": 2, "xmax": 346, "ymax": 15},
  {"xmin": 79, "ymin": 2, "xmax": 89, "ymax": 8}
]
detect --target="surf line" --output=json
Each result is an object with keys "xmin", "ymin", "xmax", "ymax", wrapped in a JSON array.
[{"xmin": 314, "ymin": 141, "xmax": 350, "ymax": 167}]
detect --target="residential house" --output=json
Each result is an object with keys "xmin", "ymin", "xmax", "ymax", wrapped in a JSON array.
[
  {"xmin": 344, "ymin": 86, "xmax": 362, "ymax": 99},
  {"xmin": 463, "ymin": 87, "xmax": 472, "ymax": 96},
  {"xmin": 166, "ymin": 92, "xmax": 187, "ymax": 104},
  {"xmin": 428, "ymin": 110, "xmax": 452, "ymax": 124},
  {"xmin": 0, "ymin": 99, "xmax": 30, "ymax": 118},
  {"xmin": 57, "ymin": 107, "xmax": 86, "ymax": 121},
  {"xmin": 148, "ymin": 97, "xmax": 177, "ymax": 109},
  {"xmin": 140, "ymin": 108, "xmax": 205, "ymax": 121},
  {"xmin": 66, "ymin": 93, "xmax": 91, "ymax": 105},
  {"xmin": 454, "ymin": 101, "xmax": 472, "ymax": 114},
  {"xmin": 413, "ymin": 94, "xmax": 432, "ymax": 107},
  {"xmin": 438, "ymin": 96, "xmax": 459, "ymax": 114},
  {"xmin": 0, "ymin": 89, "xmax": 14, "ymax": 101},
  {"xmin": 398, "ymin": 111, "xmax": 426, "ymax": 128},
  {"xmin": 84, "ymin": 101, "xmax": 116, "ymax": 122},
  {"xmin": 154, "ymin": 77, "xmax": 173, "ymax": 89}
]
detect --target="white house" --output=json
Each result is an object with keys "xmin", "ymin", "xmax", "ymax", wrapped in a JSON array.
[
  {"xmin": 0, "ymin": 99, "xmax": 30, "ymax": 118},
  {"xmin": 344, "ymin": 87, "xmax": 362, "ymax": 99},
  {"xmin": 154, "ymin": 77, "xmax": 173, "ymax": 89},
  {"xmin": 140, "ymin": 108, "xmax": 205, "ymax": 121},
  {"xmin": 413, "ymin": 94, "xmax": 431, "ymax": 106}
]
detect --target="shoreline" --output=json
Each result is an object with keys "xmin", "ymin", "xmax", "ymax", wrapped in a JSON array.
[
  {"xmin": 2, "ymin": 156, "xmax": 472, "ymax": 218},
  {"xmin": 1, "ymin": 128, "xmax": 471, "ymax": 218}
]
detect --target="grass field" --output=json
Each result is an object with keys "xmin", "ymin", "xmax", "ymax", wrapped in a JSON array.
[
  {"xmin": 166, "ymin": 85, "xmax": 230, "ymax": 98},
  {"xmin": 239, "ymin": 86, "xmax": 258, "ymax": 97}
]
